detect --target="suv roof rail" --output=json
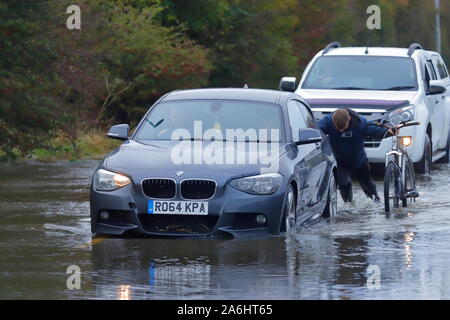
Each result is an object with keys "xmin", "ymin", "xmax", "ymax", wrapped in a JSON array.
[
  {"xmin": 407, "ymin": 43, "xmax": 423, "ymax": 56},
  {"xmin": 322, "ymin": 42, "xmax": 341, "ymax": 55}
]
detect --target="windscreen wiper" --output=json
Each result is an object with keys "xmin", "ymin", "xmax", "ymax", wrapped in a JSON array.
[
  {"xmin": 383, "ymin": 86, "xmax": 416, "ymax": 91},
  {"xmin": 330, "ymin": 86, "xmax": 368, "ymax": 90},
  {"xmin": 175, "ymin": 138, "xmax": 278, "ymax": 143}
]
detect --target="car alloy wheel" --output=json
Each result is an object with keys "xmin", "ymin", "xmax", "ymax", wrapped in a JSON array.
[
  {"xmin": 284, "ymin": 186, "xmax": 296, "ymax": 234},
  {"xmin": 322, "ymin": 174, "xmax": 337, "ymax": 218},
  {"xmin": 329, "ymin": 174, "xmax": 338, "ymax": 218}
]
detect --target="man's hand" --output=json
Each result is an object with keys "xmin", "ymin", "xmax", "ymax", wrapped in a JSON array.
[{"xmin": 388, "ymin": 127, "xmax": 398, "ymax": 136}]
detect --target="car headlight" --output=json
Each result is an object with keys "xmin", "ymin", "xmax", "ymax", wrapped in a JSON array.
[
  {"xmin": 93, "ymin": 169, "xmax": 131, "ymax": 191},
  {"xmin": 230, "ymin": 173, "xmax": 283, "ymax": 195},
  {"xmin": 399, "ymin": 136, "xmax": 413, "ymax": 147},
  {"xmin": 388, "ymin": 105, "xmax": 415, "ymax": 125}
]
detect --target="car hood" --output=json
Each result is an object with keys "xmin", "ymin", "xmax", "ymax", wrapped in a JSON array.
[
  {"xmin": 298, "ymin": 89, "xmax": 418, "ymax": 111},
  {"xmin": 102, "ymin": 140, "xmax": 289, "ymax": 181}
]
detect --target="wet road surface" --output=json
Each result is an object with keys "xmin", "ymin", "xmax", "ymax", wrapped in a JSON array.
[{"xmin": 1, "ymin": 160, "xmax": 450, "ymax": 299}]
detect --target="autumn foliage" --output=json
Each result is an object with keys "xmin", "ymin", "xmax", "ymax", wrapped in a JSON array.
[{"xmin": 1, "ymin": 0, "xmax": 449, "ymax": 160}]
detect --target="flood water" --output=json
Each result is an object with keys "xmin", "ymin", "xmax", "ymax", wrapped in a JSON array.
[{"xmin": 1, "ymin": 159, "xmax": 450, "ymax": 300}]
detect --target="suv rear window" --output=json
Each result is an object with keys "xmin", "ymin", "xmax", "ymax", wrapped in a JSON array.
[{"xmin": 302, "ymin": 56, "xmax": 418, "ymax": 91}]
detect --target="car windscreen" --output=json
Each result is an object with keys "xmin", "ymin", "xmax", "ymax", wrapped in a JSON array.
[
  {"xmin": 134, "ymin": 100, "xmax": 285, "ymax": 142},
  {"xmin": 302, "ymin": 56, "xmax": 418, "ymax": 91}
]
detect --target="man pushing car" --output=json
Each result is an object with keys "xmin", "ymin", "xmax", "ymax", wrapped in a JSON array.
[{"xmin": 318, "ymin": 108, "xmax": 395, "ymax": 203}]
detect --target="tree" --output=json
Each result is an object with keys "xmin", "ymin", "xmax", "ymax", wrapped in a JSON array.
[
  {"xmin": 0, "ymin": 0, "xmax": 66, "ymax": 160},
  {"xmin": 97, "ymin": 3, "xmax": 212, "ymax": 123}
]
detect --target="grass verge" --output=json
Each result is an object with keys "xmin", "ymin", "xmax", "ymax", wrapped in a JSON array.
[{"xmin": 30, "ymin": 129, "xmax": 121, "ymax": 162}]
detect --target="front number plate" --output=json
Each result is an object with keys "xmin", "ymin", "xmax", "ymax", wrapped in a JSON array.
[{"xmin": 148, "ymin": 200, "xmax": 208, "ymax": 215}]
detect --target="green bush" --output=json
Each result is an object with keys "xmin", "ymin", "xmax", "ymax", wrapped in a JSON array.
[
  {"xmin": 97, "ymin": 3, "xmax": 212, "ymax": 123},
  {"xmin": 0, "ymin": 0, "xmax": 66, "ymax": 160}
]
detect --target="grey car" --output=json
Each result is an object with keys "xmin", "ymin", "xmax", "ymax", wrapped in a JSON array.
[{"xmin": 90, "ymin": 88, "xmax": 337, "ymax": 237}]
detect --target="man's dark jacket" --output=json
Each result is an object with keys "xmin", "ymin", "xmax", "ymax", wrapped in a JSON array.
[{"xmin": 317, "ymin": 109, "xmax": 387, "ymax": 170}]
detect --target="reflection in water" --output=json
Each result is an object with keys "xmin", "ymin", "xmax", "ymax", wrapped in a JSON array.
[
  {"xmin": 118, "ymin": 285, "xmax": 131, "ymax": 300},
  {"xmin": 90, "ymin": 238, "xmax": 290, "ymax": 299},
  {"xmin": 334, "ymin": 237, "xmax": 369, "ymax": 285},
  {"xmin": 1, "ymin": 161, "xmax": 450, "ymax": 299},
  {"xmin": 148, "ymin": 261, "xmax": 211, "ymax": 288},
  {"xmin": 403, "ymin": 231, "xmax": 415, "ymax": 269}
]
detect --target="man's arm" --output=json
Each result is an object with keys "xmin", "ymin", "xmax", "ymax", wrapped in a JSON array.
[
  {"xmin": 364, "ymin": 122, "xmax": 389, "ymax": 139},
  {"xmin": 317, "ymin": 116, "xmax": 331, "ymax": 135}
]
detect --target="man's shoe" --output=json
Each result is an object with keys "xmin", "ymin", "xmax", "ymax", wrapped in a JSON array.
[{"xmin": 374, "ymin": 195, "xmax": 381, "ymax": 203}]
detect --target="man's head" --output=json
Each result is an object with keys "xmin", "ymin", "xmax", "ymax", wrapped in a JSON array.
[{"xmin": 332, "ymin": 109, "xmax": 351, "ymax": 132}]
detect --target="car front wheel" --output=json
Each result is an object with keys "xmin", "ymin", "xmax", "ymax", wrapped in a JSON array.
[
  {"xmin": 322, "ymin": 173, "xmax": 337, "ymax": 218},
  {"xmin": 436, "ymin": 129, "xmax": 450, "ymax": 164},
  {"xmin": 415, "ymin": 134, "xmax": 432, "ymax": 175},
  {"xmin": 280, "ymin": 185, "xmax": 296, "ymax": 234}
]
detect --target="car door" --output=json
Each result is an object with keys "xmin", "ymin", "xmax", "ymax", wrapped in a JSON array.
[
  {"xmin": 296, "ymin": 101, "xmax": 329, "ymax": 211},
  {"xmin": 432, "ymin": 55, "xmax": 450, "ymax": 149},
  {"xmin": 425, "ymin": 59, "xmax": 441, "ymax": 152},
  {"xmin": 287, "ymin": 100, "xmax": 315, "ymax": 217},
  {"xmin": 287, "ymin": 100, "xmax": 325, "ymax": 218}
]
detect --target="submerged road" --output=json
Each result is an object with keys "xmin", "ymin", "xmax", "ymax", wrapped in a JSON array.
[{"xmin": 0, "ymin": 160, "xmax": 449, "ymax": 299}]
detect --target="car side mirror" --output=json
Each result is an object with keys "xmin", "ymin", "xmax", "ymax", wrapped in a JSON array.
[
  {"xmin": 296, "ymin": 128, "xmax": 322, "ymax": 145},
  {"xmin": 279, "ymin": 77, "xmax": 297, "ymax": 92},
  {"xmin": 428, "ymin": 80, "xmax": 446, "ymax": 95},
  {"xmin": 107, "ymin": 124, "xmax": 129, "ymax": 141}
]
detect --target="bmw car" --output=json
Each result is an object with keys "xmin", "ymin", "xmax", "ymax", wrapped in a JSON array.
[{"xmin": 90, "ymin": 88, "xmax": 337, "ymax": 237}]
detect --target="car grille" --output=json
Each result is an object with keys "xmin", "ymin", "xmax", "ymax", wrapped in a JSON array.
[
  {"xmin": 138, "ymin": 214, "xmax": 219, "ymax": 235},
  {"xmin": 312, "ymin": 110, "xmax": 385, "ymax": 149},
  {"xmin": 142, "ymin": 179, "xmax": 176, "ymax": 198},
  {"xmin": 313, "ymin": 110, "xmax": 386, "ymax": 122},
  {"xmin": 364, "ymin": 137, "xmax": 382, "ymax": 148},
  {"xmin": 181, "ymin": 180, "xmax": 216, "ymax": 199}
]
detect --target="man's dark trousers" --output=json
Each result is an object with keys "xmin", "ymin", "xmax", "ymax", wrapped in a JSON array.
[{"xmin": 337, "ymin": 161, "xmax": 378, "ymax": 202}]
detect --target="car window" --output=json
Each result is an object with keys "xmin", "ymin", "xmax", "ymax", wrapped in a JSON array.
[
  {"xmin": 287, "ymin": 100, "xmax": 307, "ymax": 139},
  {"xmin": 302, "ymin": 56, "xmax": 418, "ymax": 91},
  {"xmin": 427, "ymin": 60, "xmax": 438, "ymax": 80},
  {"xmin": 434, "ymin": 57, "xmax": 449, "ymax": 79},
  {"xmin": 423, "ymin": 62, "xmax": 432, "ymax": 93},
  {"xmin": 296, "ymin": 101, "xmax": 317, "ymax": 129},
  {"xmin": 134, "ymin": 100, "xmax": 285, "ymax": 142}
]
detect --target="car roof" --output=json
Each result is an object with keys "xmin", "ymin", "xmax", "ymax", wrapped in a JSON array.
[
  {"xmin": 321, "ymin": 47, "xmax": 440, "ymax": 58},
  {"xmin": 161, "ymin": 88, "xmax": 296, "ymax": 105}
]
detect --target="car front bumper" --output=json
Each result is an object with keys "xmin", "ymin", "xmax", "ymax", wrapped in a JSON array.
[{"xmin": 90, "ymin": 182, "xmax": 286, "ymax": 238}]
